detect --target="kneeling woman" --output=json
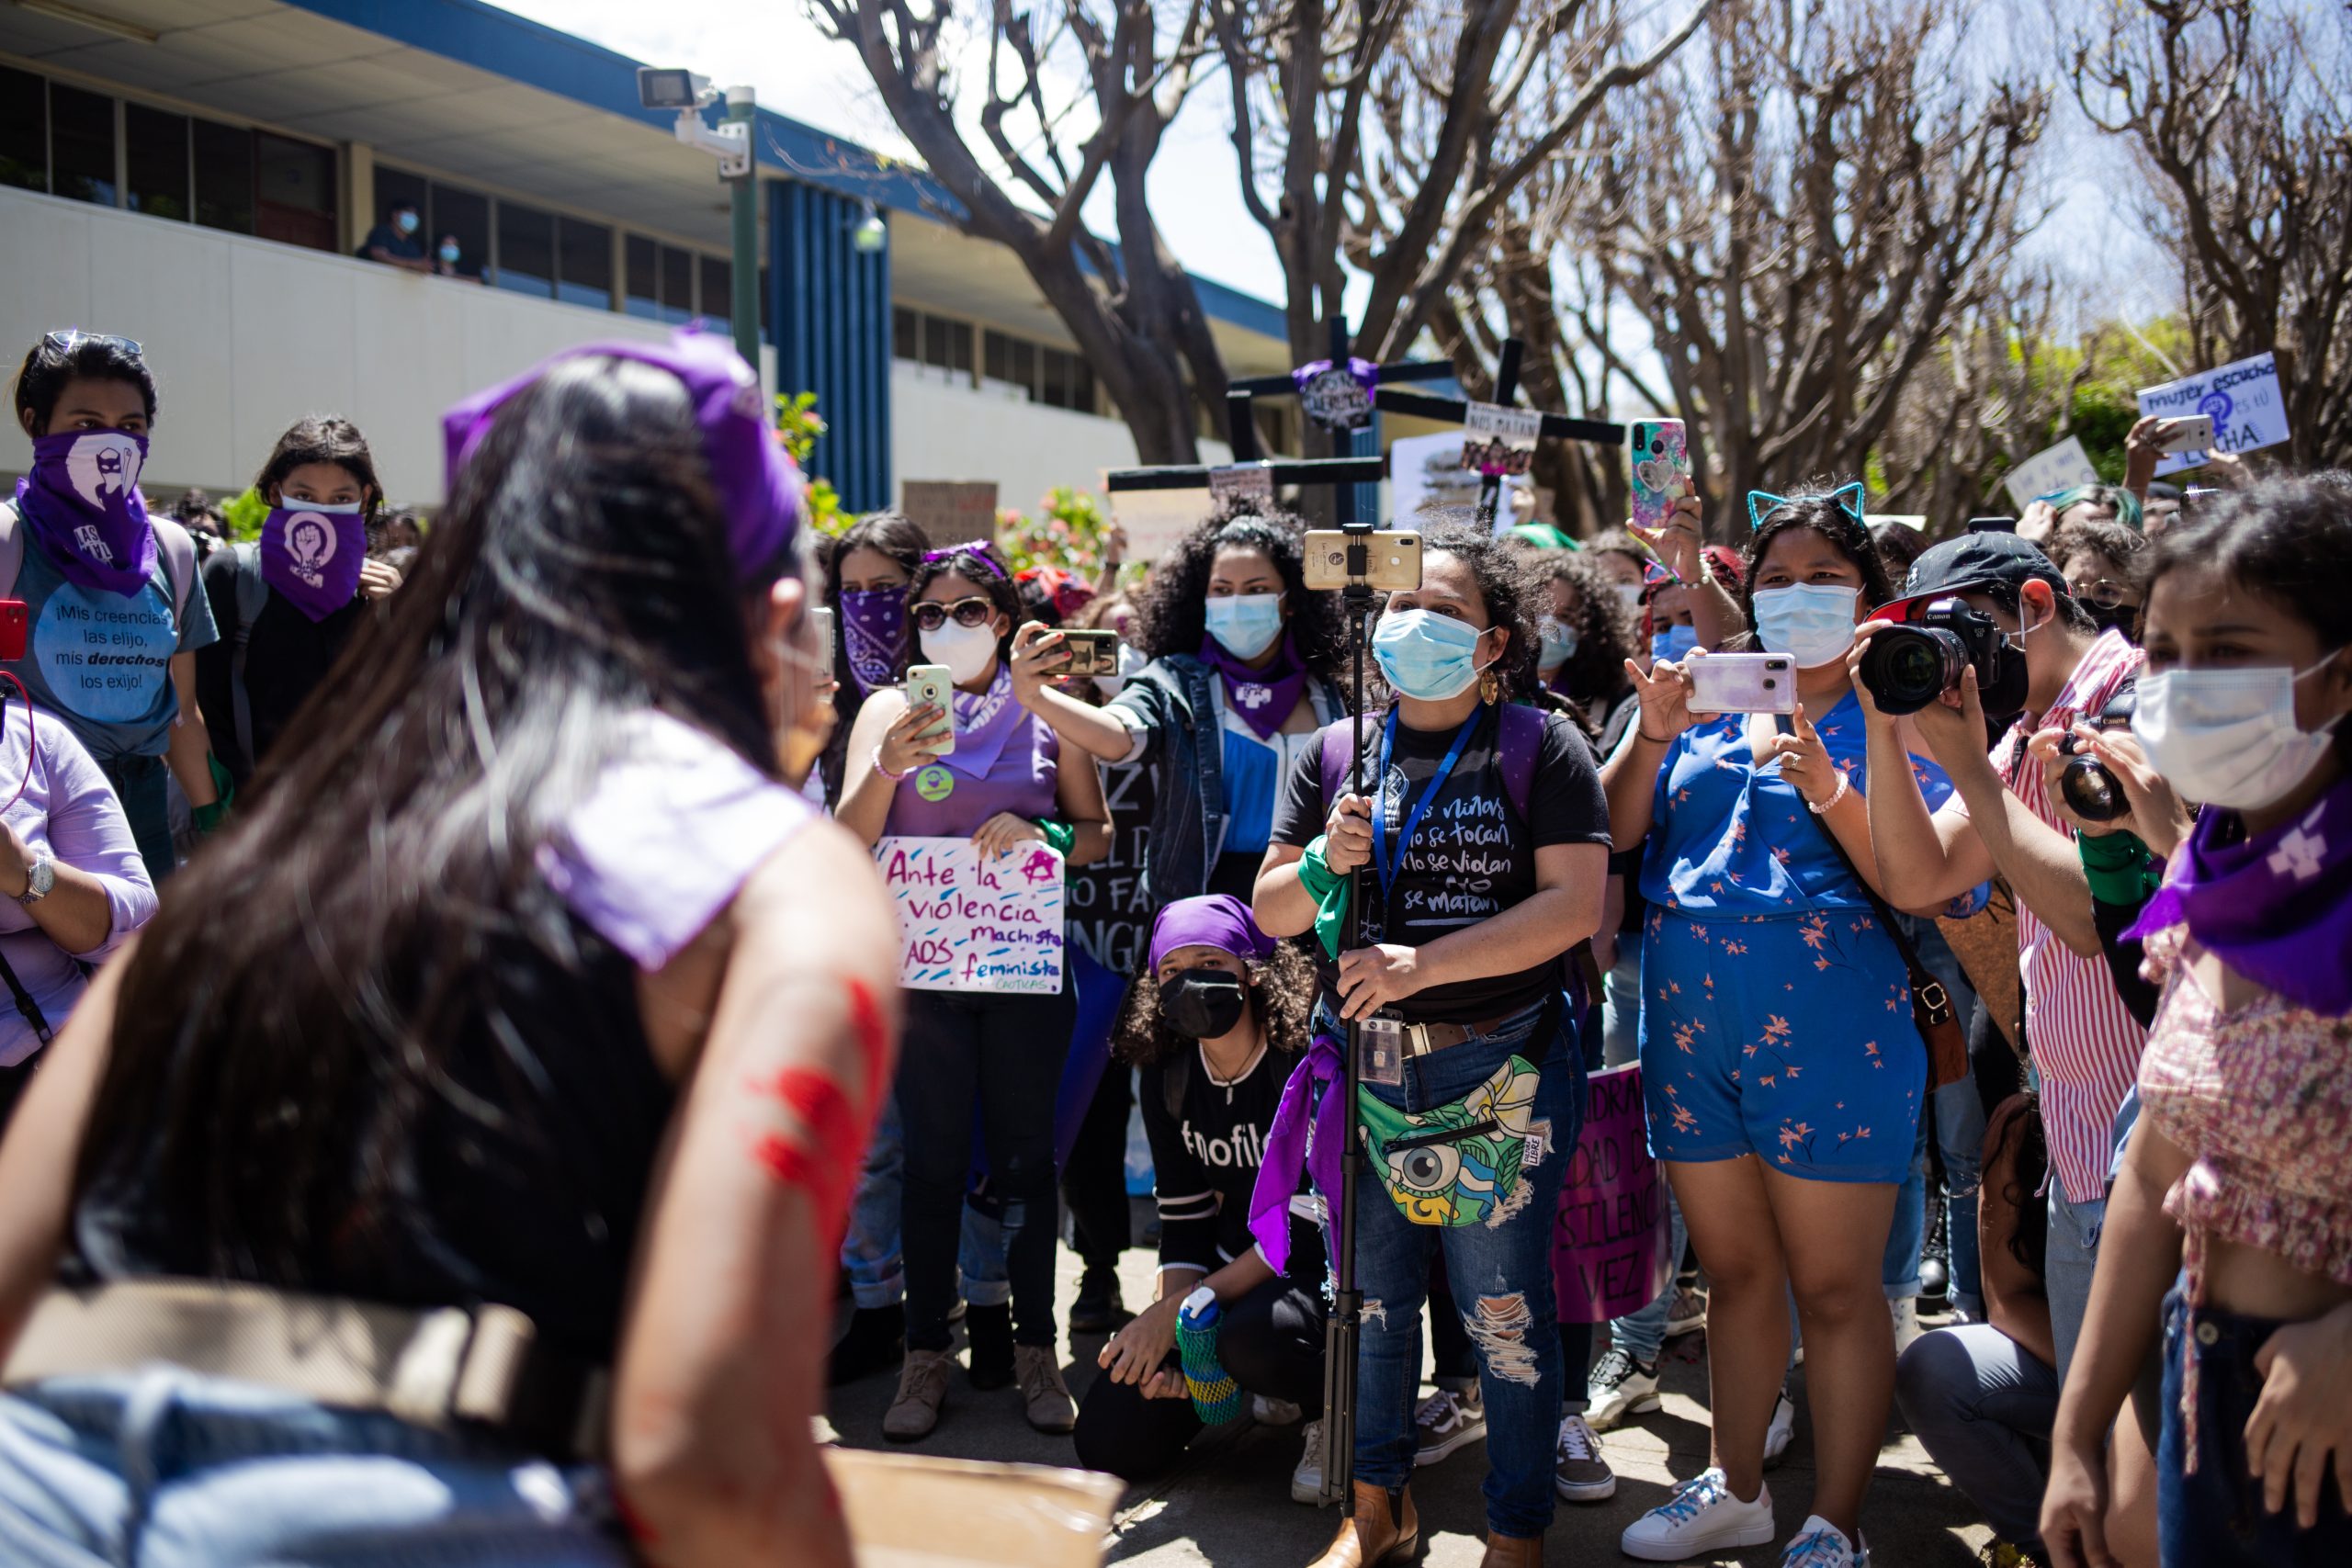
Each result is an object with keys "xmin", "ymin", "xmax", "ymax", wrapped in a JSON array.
[
  {"xmin": 1075, "ymin": 897, "xmax": 1327, "ymax": 1487},
  {"xmin": 1255, "ymin": 526, "xmax": 1611, "ymax": 1568}
]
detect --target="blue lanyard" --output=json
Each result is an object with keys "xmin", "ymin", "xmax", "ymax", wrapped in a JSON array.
[{"xmin": 1370, "ymin": 705, "xmax": 1484, "ymax": 902}]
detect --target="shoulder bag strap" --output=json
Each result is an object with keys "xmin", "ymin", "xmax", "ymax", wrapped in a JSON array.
[
  {"xmin": 0, "ymin": 943, "xmax": 54, "ymax": 1047},
  {"xmin": 0, "ymin": 501, "xmax": 21, "ymax": 601},
  {"xmin": 226, "ymin": 543, "xmax": 265, "ymax": 772}
]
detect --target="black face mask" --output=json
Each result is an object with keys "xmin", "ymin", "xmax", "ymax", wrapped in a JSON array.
[
  {"xmin": 2086, "ymin": 602, "xmax": 2140, "ymax": 641},
  {"xmin": 1161, "ymin": 971, "xmax": 1248, "ymax": 1040}
]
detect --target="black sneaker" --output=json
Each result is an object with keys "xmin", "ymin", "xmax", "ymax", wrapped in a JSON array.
[
  {"xmin": 964, "ymin": 1302, "xmax": 1015, "ymax": 1391},
  {"xmin": 1069, "ymin": 1269, "xmax": 1127, "ymax": 1334},
  {"xmin": 827, "ymin": 1303, "xmax": 906, "ymax": 1387}
]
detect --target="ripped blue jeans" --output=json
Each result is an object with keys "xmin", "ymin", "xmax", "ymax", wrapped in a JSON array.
[{"xmin": 1330, "ymin": 998, "xmax": 1578, "ymax": 1539}]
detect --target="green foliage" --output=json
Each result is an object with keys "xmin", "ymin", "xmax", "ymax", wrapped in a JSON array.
[
  {"xmin": 999, "ymin": 486, "xmax": 1113, "ymax": 577},
  {"xmin": 775, "ymin": 390, "xmax": 847, "ymax": 536},
  {"xmin": 220, "ymin": 487, "xmax": 268, "ymax": 544}
]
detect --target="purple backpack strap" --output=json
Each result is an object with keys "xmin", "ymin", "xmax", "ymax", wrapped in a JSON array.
[
  {"xmin": 1318, "ymin": 705, "xmax": 1544, "ymax": 818},
  {"xmin": 1317, "ymin": 716, "xmax": 1357, "ymax": 810}
]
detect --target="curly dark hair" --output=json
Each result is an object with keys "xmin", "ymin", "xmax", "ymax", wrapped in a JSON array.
[
  {"xmin": 1128, "ymin": 500, "xmax": 1345, "ymax": 675},
  {"xmin": 1545, "ymin": 551, "xmax": 1637, "ymax": 713},
  {"xmin": 1372, "ymin": 515, "xmax": 1545, "ymax": 705},
  {"xmin": 1113, "ymin": 942, "xmax": 1318, "ymax": 1068},
  {"xmin": 1733, "ymin": 485, "xmax": 1894, "ymax": 649}
]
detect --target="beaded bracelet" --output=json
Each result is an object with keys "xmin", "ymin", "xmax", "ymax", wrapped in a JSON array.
[
  {"xmin": 1806, "ymin": 770, "xmax": 1850, "ymax": 816},
  {"xmin": 873, "ymin": 745, "xmax": 915, "ymax": 783}
]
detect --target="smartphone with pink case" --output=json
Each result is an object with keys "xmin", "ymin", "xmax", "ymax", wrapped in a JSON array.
[{"xmin": 1629, "ymin": 419, "xmax": 1690, "ymax": 530}]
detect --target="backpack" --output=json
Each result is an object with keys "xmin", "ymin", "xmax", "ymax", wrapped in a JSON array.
[
  {"xmin": 0, "ymin": 500, "xmax": 198, "ymax": 627},
  {"xmin": 1315, "ymin": 701, "xmax": 1548, "ymax": 825},
  {"xmin": 222, "ymin": 542, "xmax": 270, "ymax": 770}
]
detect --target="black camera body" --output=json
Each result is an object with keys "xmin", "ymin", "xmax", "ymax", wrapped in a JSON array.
[
  {"xmin": 2058, "ymin": 681, "xmax": 2139, "ymax": 823},
  {"xmin": 1859, "ymin": 596, "xmax": 2024, "ymax": 716}
]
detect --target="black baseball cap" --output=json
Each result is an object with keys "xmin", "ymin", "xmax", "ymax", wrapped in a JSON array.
[{"xmin": 1872, "ymin": 531, "xmax": 2070, "ymax": 621}]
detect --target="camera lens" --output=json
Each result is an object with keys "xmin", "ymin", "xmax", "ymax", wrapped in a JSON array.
[
  {"xmin": 1859, "ymin": 626, "xmax": 1965, "ymax": 715},
  {"xmin": 2061, "ymin": 756, "xmax": 2127, "ymax": 822}
]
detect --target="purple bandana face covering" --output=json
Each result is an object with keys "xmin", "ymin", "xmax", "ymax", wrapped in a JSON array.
[
  {"xmin": 443, "ymin": 330, "xmax": 800, "ymax": 582},
  {"xmin": 261, "ymin": 503, "xmax": 367, "ymax": 621},
  {"xmin": 15, "ymin": 428, "xmax": 157, "ymax": 598},
  {"xmin": 840, "ymin": 585, "xmax": 909, "ymax": 694}
]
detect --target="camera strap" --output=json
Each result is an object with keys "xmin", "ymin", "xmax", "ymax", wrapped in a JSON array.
[{"xmin": 0, "ymin": 944, "xmax": 53, "ymax": 1047}]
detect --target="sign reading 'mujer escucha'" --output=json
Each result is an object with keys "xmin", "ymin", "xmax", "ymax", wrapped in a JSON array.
[
  {"xmin": 2138, "ymin": 351, "xmax": 2290, "ymax": 478},
  {"xmin": 878, "ymin": 836, "xmax": 1065, "ymax": 994}
]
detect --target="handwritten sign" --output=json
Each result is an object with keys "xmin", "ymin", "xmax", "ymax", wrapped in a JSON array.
[
  {"xmin": 878, "ymin": 836, "xmax": 1065, "ymax": 994},
  {"xmin": 899, "ymin": 480, "xmax": 1000, "ymax": 549},
  {"xmin": 1207, "ymin": 462, "xmax": 1276, "ymax": 505},
  {"xmin": 1064, "ymin": 756, "xmax": 1159, "ymax": 976},
  {"xmin": 2138, "ymin": 351, "xmax": 2290, "ymax": 477},
  {"xmin": 2001, "ymin": 434, "xmax": 2102, "ymax": 510},
  {"xmin": 1553, "ymin": 1064, "xmax": 1672, "ymax": 1325},
  {"xmin": 1461, "ymin": 401, "xmax": 1541, "ymax": 478}
]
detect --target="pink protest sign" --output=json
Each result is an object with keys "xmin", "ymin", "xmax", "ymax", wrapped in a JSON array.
[{"xmin": 1553, "ymin": 1064, "xmax": 1672, "ymax": 1325}]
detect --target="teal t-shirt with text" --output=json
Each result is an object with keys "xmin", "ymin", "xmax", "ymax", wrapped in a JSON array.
[{"xmin": 13, "ymin": 530, "xmax": 220, "ymax": 762}]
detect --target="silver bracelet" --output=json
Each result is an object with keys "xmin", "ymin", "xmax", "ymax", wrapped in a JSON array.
[{"xmin": 1807, "ymin": 770, "xmax": 1850, "ymax": 816}]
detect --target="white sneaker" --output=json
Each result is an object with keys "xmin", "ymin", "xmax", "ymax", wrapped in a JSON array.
[
  {"xmin": 1554, "ymin": 1412, "xmax": 1617, "ymax": 1502},
  {"xmin": 1290, "ymin": 1417, "xmax": 1324, "ymax": 1505},
  {"xmin": 1781, "ymin": 1514, "xmax": 1870, "ymax": 1565},
  {"xmin": 1585, "ymin": 1347, "xmax": 1661, "ymax": 1432},
  {"xmin": 1762, "ymin": 1385, "xmax": 1798, "ymax": 1468},
  {"xmin": 1411, "ymin": 1384, "xmax": 1487, "ymax": 1466},
  {"xmin": 1665, "ymin": 1284, "xmax": 1709, "ymax": 1339},
  {"xmin": 1252, "ymin": 1393, "xmax": 1304, "ymax": 1427},
  {"xmin": 1891, "ymin": 1295, "xmax": 1923, "ymax": 1358},
  {"xmin": 1621, "ymin": 1467, "xmax": 1776, "ymax": 1561}
]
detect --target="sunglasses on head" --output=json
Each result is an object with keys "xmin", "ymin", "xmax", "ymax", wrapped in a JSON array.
[
  {"xmin": 45, "ymin": 329, "xmax": 143, "ymax": 357},
  {"xmin": 909, "ymin": 596, "xmax": 997, "ymax": 632}
]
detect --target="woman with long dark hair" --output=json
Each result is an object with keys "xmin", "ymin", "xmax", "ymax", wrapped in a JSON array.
[
  {"xmin": 818, "ymin": 512, "xmax": 929, "ymax": 804},
  {"xmin": 1253, "ymin": 525, "xmax": 1612, "ymax": 1568},
  {"xmin": 1010, "ymin": 502, "xmax": 1348, "ymax": 905},
  {"xmin": 0, "ymin": 333, "xmax": 893, "ymax": 1567},
  {"xmin": 836, "ymin": 539, "xmax": 1110, "ymax": 1442}
]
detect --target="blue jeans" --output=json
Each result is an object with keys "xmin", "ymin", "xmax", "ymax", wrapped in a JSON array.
[
  {"xmin": 2159, "ymin": 1288, "xmax": 2352, "ymax": 1565},
  {"xmin": 1610, "ymin": 1185, "xmax": 1688, "ymax": 1367},
  {"xmin": 2045, "ymin": 1187, "xmax": 2105, "ymax": 1384},
  {"xmin": 1338, "ymin": 998, "xmax": 1578, "ymax": 1538},
  {"xmin": 1882, "ymin": 1078, "xmax": 1986, "ymax": 1313},
  {"xmin": 1894, "ymin": 1323, "xmax": 2057, "ymax": 1550},
  {"xmin": 0, "ymin": 1371, "xmax": 626, "ymax": 1565}
]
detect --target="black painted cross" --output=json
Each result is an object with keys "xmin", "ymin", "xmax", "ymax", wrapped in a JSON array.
[{"xmin": 1374, "ymin": 339, "xmax": 1625, "ymax": 531}]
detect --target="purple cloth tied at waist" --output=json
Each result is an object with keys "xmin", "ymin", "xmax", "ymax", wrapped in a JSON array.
[{"xmin": 1248, "ymin": 1025, "xmax": 1345, "ymax": 1274}]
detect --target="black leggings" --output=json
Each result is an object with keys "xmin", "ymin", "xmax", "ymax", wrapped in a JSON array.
[
  {"xmin": 899, "ymin": 987, "xmax": 1075, "ymax": 1351},
  {"xmin": 1072, "ymin": 1274, "xmax": 1326, "ymax": 1480}
]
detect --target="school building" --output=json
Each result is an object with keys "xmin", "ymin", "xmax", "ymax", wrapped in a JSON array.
[{"xmin": 0, "ymin": 0, "xmax": 1297, "ymax": 516}]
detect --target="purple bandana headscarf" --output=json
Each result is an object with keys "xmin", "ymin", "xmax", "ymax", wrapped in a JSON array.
[
  {"xmin": 2127, "ymin": 773, "xmax": 2352, "ymax": 1015},
  {"xmin": 261, "ymin": 504, "xmax": 367, "ymax": 621},
  {"xmin": 1199, "ymin": 631, "xmax": 1309, "ymax": 743},
  {"xmin": 840, "ymin": 585, "xmax": 909, "ymax": 694},
  {"xmin": 443, "ymin": 330, "xmax": 800, "ymax": 582},
  {"xmin": 1147, "ymin": 895, "xmax": 1277, "ymax": 975},
  {"xmin": 15, "ymin": 428, "xmax": 158, "ymax": 598}
]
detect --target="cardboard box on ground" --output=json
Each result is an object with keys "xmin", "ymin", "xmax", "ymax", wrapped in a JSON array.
[{"xmin": 823, "ymin": 1447, "xmax": 1120, "ymax": 1567}]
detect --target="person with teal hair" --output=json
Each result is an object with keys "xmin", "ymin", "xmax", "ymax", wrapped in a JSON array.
[{"xmin": 2022, "ymin": 483, "xmax": 2143, "ymax": 545}]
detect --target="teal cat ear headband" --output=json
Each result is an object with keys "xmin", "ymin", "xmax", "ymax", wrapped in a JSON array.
[{"xmin": 1747, "ymin": 481, "xmax": 1865, "ymax": 531}]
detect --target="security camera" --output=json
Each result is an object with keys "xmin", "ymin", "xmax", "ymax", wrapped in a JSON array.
[{"xmin": 638, "ymin": 67, "xmax": 712, "ymax": 111}]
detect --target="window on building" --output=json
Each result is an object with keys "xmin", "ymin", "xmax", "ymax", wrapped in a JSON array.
[
  {"xmin": 624, "ymin": 234, "xmax": 660, "ymax": 319},
  {"xmin": 1, "ymin": 67, "xmax": 46, "ymax": 193},
  {"xmin": 48, "ymin": 83, "xmax": 115, "ymax": 208},
  {"xmin": 494, "ymin": 202, "xmax": 555, "ymax": 298},
  {"xmin": 254, "ymin": 132, "xmax": 335, "ymax": 251},
  {"xmin": 125, "ymin": 103, "xmax": 189, "ymax": 220},
  {"xmin": 191, "ymin": 118, "xmax": 253, "ymax": 233},
  {"xmin": 557, "ymin": 216, "xmax": 612, "ymax": 309},
  {"xmin": 1039, "ymin": 344, "xmax": 1094, "ymax": 413},
  {"xmin": 920, "ymin": 315, "xmax": 972, "ymax": 381},
  {"xmin": 433, "ymin": 183, "xmax": 490, "ymax": 278},
  {"xmin": 893, "ymin": 307, "xmax": 919, "ymax": 362},
  {"xmin": 370, "ymin": 165, "xmax": 428, "ymax": 243},
  {"xmin": 660, "ymin": 244, "xmax": 693, "ymax": 323},
  {"xmin": 699, "ymin": 254, "xmax": 731, "ymax": 335}
]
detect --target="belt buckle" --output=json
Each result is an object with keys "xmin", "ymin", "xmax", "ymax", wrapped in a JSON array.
[{"xmin": 1403, "ymin": 1022, "xmax": 1439, "ymax": 1058}]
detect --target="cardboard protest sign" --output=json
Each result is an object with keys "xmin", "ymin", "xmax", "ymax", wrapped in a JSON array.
[
  {"xmin": 1461, "ymin": 401, "xmax": 1542, "ymax": 479},
  {"xmin": 1389, "ymin": 430, "xmax": 1532, "ymax": 524},
  {"xmin": 2001, "ymin": 435, "xmax": 2102, "ymax": 510},
  {"xmin": 1108, "ymin": 483, "xmax": 1211, "ymax": 562},
  {"xmin": 2138, "ymin": 351, "xmax": 2290, "ymax": 477},
  {"xmin": 1207, "ymin": 461, "xmax": 1276, "ymax": 506},
  {"xmin": 877, "ymin": 836, "xmax": 1065, "ymax": 994},
  {"xmin": 900, "ymin": 480, "xmax": 1001, "ymax": 549},
  {"xmin": 1553, "ymin": 1064, "xmax": 1672, "ymax": 1325},
  {"xmin": 1064, "ymin": 755, "xmax": 1158, "ymax": 976}
]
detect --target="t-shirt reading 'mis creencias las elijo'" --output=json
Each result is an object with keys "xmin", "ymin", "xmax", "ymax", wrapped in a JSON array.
[{"xmin": 10, "ymin": 530, "xmax": 219, "ymax": 764}]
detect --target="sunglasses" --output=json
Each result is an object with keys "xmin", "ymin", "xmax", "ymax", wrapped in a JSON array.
[
  {"xmin": 45, "ymin": 329, "xmax": 143, "ymax": 357},
  {"xmin": 909, "ymin": 596, "xmax": 998, "ymax": 633}
]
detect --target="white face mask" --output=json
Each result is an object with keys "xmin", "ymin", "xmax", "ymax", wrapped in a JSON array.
[
  {"xmin": 919, "ymin": 617, "xmax": 1000, "ymax": 684},
  {"xmin": 1612, "ymin": 581, "xmax": 1645, "ymax": 620},
  {"xmin": 1750, "ymin": 583, "xmax": 1860, "ymax": 669},
  {"xmin": 2130, "ymin": 657, "xmax": 2346, "ymax": 811}
]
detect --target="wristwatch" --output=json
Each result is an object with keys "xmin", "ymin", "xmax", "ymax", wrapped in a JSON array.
[{"xmin": 17, "ymin": 857, "xmax": 54, "ymax": 907}]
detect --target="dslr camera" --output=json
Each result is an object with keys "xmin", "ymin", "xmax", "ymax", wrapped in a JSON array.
[
  {"xmin": 2057, "ymin": 682, "xmax": 2139, "ymax": 823},
  {"xmin": 1858, "ymin": 596, "xmax": 2021, "ymax": 716}
]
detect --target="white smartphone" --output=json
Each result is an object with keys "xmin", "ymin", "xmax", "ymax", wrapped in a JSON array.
[
  {"xmin": 904, "ymin": 663, "xmax": 955, "ymax": 755},
  {"xmin": 1687, "ymin": 653, "xmax": 1799, "ymax": 716},
  {"xmin": 809, "ymin": 605, "xmax": 836, "ymax": 682},
  {"xmin": 2156, "ymin": 413, "xmax": 2215, "ymax": 454}
]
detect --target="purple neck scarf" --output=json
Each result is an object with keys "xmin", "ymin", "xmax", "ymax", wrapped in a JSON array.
[
  {"xmin": 841, "ymin": 585, "xmax": 908, "ymax": 695},
  {"xmin": 2127, "ymin": 773, "xmax": 2352, "ymax": 1014},
  {"xmin": 260, "ymin": 504, "xmax": 366, "ymax": 621},
  {"xmin": 1248, "ymin": 1025, "xmax": 1344, "ymax": 1274},
  {"xmin": 944, "ymin": 666, "xmax": 1023, "ymax": 780},
  {"xmin": 1200, "ymin": 631, "xmax": 1309, "ymax": 743},
  {"xmin": 15, "ymin": 429, "xmax": 157, "ymax": 598}
]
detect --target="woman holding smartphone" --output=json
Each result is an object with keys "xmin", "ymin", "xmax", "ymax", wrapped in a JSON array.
[
  {"xmin": 1254, "ymin": 525, "xmax": 1611, "ymax": 1568},
  {"xmin": 1010, "ymin": 503, "xmax": 1347, "ymax": 906},
  {"xmin": 837, "ymin": 540, "xmax": 1110, "ymax": 1443},
  {"xmin": 1601, "ymin": 488, "xmax": 1960, "ymax": 1568},
  {"xmin": 816, "ymin": 512, "xmax": 928, "ymax": 805},
  {"xmin": 2040, "ymin": 479, "xmax": 2352, "ymax": 1568}
]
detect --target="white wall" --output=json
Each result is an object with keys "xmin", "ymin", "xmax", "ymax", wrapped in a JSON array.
[{"xmin": 0, "ymin": 185, "xmax": 775, "ymax": 507}]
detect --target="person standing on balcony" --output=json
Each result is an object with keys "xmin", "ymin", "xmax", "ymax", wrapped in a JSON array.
[{"xmin": 356, "ymin": 198, "xmax": 430, "ymax": 275}]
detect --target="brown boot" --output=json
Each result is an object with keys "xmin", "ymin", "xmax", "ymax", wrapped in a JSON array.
[
  {"xmin": 881, "ymin": 1348, "xmax": 953, "ymax": 1442},
  {"xmin": 1306, "ymin": 1481, "xmax": 1419, "ymax": 1567},
  {"xmin": 1479, "ymin": 1530, "xmax": 1544, "ymax": 1568}
]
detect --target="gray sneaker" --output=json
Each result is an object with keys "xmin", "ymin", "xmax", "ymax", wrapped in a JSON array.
[
  {"xmin": 1411, "ymin": 1384, "xmax": 1487, "ymax": 1466},
  {"xmin": 1554, "ymin": 1413, "xmax": 1617, "ymax": 1502},
  {"xmin": 1585, "ymin": 1347, "xmax": 1661, "ymax": 1431}
]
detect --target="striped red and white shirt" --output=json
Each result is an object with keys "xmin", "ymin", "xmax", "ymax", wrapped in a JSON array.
[{"xmin": 1956, "ymin": 629, "xmax": 2148, "ymax": 1201}]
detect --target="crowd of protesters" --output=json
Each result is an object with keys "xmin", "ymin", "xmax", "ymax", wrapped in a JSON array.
[{"xmin": 0, "ymin": 324, "xmax": 2340, "ymax": 1568}]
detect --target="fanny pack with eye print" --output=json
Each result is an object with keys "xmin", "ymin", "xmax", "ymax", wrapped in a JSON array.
[{"xmin": 1356, "ymin": 1055, "xmax": 1544, "ymax": 1227}]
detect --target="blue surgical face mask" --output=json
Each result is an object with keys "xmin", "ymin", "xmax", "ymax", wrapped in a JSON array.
[
  {"xmin": 1751, "ymin": 583, "xmax": 1860, "ymax": 669},
  {"xmin": 396, "ymin": 209, "xmax": 420, "ymax": 235},
  {"xmin": 1204, "ymin": 592, "xmax": 1284, "ymax": 660},
  {"xmin": 438, "ymin": 243, "xmax": 460, "ymax": 265},
  {"xmin": 1651, "ymin": 624, "xmax": 1699, "ymax": 664},
  {"xmin": 1374, "ymin": 607, "xmax": 1488, "ymax": 701},
  {"xmin": 1538, "ymin": 616, "xmax": 1577, "ymax": 669}
]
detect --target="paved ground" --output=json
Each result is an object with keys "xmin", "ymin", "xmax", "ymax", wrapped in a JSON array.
[{"xmin": 823, "ymin": 1205, "xmax": 1995, "ymax": 1566}]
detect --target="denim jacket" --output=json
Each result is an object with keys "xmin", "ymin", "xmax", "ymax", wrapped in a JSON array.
[{"xmin": 1109, "ymin": 653, "xmax": 1347, "ymax": 905}]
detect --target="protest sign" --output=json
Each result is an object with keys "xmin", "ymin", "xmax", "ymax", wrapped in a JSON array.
[
  {"xmin": 900, "ymin": 480, "xmax": 1001, "ymax": 548},
  {"xmin": 1865, "ymin": 513, "xmax": 1929, "ymax": 532},
  {"xmin": 1064, "ymin": 755, "xmax": 1158, "ymax": 976},
  {"xmin": 1461, "ymin": 401, "xmax": 1542, "ymax": 478},
  {"xmin": 1388, "ymin": 430, "xmax": 1532, "ymax": 524},
  {"xmin": 2138, "ymin": 351, "xmax": 2290, "ymax": 477},
  {"xmin": 1207, "ymin": 461, "xmax": 1276, "ymax": 506},
  {"xmin": 1109, "ymin": 483, "xmax": 1211, "ymax": 562},
  {"xmin": 2001, "ymin": 435, "xmax": 2102, "ymax": 510},
  {"xmin": 877, "ymin": 836, "xmax": 1065, "ymax": 994},
  {"xmin": 1553, "ymin": 1064, "xmax": 1672, "ymax": 1325}
]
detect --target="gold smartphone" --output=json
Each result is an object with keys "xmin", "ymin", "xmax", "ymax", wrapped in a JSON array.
[
  {"xmin": 904, "ymin": 663, "xmax": 955, "ymax": 755},
  {"xmin": 1303, "ymin": 529, "xmax": 1424, "ymax": 592}
]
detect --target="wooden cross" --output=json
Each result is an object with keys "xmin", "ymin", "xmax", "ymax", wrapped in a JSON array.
[{"xmin": 1374, "ymin": 339, "xmax": 1625, "ymax": 530}]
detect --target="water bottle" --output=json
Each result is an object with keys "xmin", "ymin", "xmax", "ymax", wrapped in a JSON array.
[{"xmin": 1175, "ymin": 1286, "xmax": 1242, "ymax": 1425}]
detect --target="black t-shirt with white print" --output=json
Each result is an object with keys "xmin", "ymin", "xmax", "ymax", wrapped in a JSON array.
[
  {"xmin": 1137, "ymin": 1042, "xmax": 1316, "ymax": 1283},
  {"xmin": 1270, "ymin": 703, "xmax": 1611, "ymax": 1024}
]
